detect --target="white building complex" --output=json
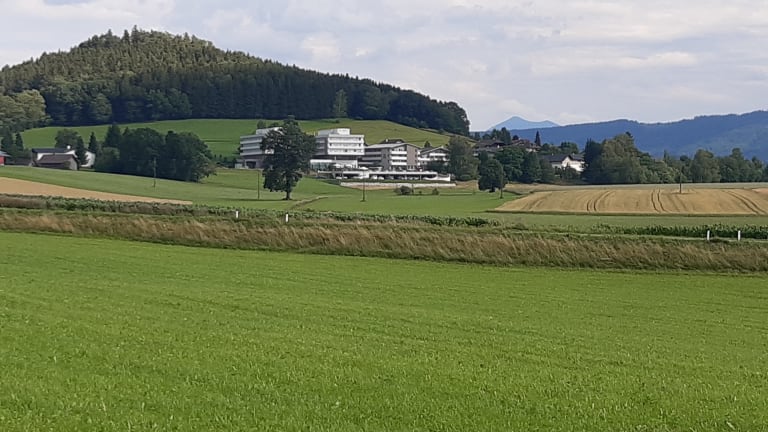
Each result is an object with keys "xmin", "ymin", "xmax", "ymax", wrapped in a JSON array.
[
  {"xmin": 239, "ymin": 127, "xmax": 364, "ymax": 170},
  {"xmin": 311, "ymin": 128, "xmax": 365, "ymax": 169}
]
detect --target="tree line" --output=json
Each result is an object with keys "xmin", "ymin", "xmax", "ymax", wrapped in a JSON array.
[
  {"xmin": 47, "ymin": 125, "xmax": 215, "ymax": 182},
  {"xmin": 0, "ymin": 29, "xmax": 469, "ymax": 135},
  {"xmin": 443, "ymin": 133, "xmax": 768, "ymax": 192}
]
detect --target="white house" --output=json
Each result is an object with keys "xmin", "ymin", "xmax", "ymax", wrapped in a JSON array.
[
  {"xmin": 359, "ymin": 141, "xmax": 421, "ymax": 171},
  {"xmin": 311, "ymin": 128, "xmax": 365, "ymax": 169},
  {"xmin": 30, "ymin": 147, "xmax": 96, "ymax": 168},
  {"xmin": 543, "ymin": 154, "xmax": 586, "ymax": 173}
]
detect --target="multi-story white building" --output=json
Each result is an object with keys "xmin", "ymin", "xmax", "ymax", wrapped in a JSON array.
[
  {"xmin": 311, "ymin": 128, "xmax": 365, "ymax": 169},
  {"xmin": 360, "ymin": 140, "xmax": 421, "ymax": 171},
  {"xmin": 238, "ymin": 127, "xmax": 281, "ymax": 169},
  {"xmin": 240, "ymin": 127, "xmax": 365, "ymax": 170}
]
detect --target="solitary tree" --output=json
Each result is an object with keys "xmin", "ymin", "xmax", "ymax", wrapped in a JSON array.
[
  {"xmin": 446, "ymin": 136, "xmax": 478, "ymax": 181},
  {"xmin": 261, "ymin": 119, "xmax": 316, "ymax": 200}
]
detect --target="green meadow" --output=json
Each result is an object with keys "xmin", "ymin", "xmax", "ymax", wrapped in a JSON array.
[
  {"xmin": 20, "ymin": 119, "xmax": 453, "ymax": 157},
  {"xmin": 0, "ymin": 232, "xmax": 766, "ymax": 431},
  {"xmin": 7, "ymin": 166, "xmax": 768, "ymax": 227}
]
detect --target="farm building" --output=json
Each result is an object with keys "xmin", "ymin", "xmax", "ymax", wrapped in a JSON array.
[
  {"xmin": 30, "ymin": 147, "xmax": 96, "ymax": 169},
  {"xmin": 33, "ymin": 154, "xmax": 79, "ymax": 171}
]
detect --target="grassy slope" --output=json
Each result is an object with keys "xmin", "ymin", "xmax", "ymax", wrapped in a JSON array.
[
  {"xmin": 20, "ymin": 119, "xmax": 453, "ymax": 157},
  {"xmin": 1, "ymin": 232, "xmax": 766, "ymax": 431}
]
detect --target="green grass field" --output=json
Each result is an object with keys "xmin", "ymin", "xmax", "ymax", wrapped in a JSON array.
[
  {"xmin": 0, "ymin": 166, "xmax": 509, "ymax": 215},
  {"xmin": 21, "ymin": 119, "xmax": 454, "ymax": 157},
  {"xmin": 1, "ymin": 232, "xmax": 766, "ymax": 431},
  {"xmin": 8, "ymin": 165, "xmax": 768, "ymax": 227}
]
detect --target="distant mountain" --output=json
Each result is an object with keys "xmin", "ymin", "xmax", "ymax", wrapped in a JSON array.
[
  {"xmin": 0, "ymin": 29, "xmax": 469, "ymax": 134},
  {"xmin": 507, "ymin": 111, "xmax": 768, "ymax": 159},
  {"xmin": 490, "ymin": 116, "xmax": 559, "ymax": 131}
]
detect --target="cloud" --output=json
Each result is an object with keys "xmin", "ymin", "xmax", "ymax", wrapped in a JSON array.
[{"xmin": 1, "ymin": 0, "xmax": 766, "ymax": 129}]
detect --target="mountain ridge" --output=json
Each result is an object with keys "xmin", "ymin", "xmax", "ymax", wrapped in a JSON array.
[
  {"xmin": 489, "ymin": 116, "xmax": 559, "ymax": 131},
  {"xmin": 505, "ymin": 111, "xmax": 768, "ymax": 159}
]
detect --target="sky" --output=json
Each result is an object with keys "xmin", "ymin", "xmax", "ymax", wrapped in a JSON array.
[{"xmin": 1, "ymin": 0, "xmax": 767, "ymax": 130}]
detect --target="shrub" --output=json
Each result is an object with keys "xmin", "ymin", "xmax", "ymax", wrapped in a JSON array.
[{"xmin": 395, "ymin": 185, "xmax": 414, "ymax": 196}]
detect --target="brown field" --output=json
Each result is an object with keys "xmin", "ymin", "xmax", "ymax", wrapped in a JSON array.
[
  {"xmin": 0, "ymin": 177, "xmax": 191, "ymax": 204},
  {"xmin": 497, "ymin": 188, "xmax": 768, "ymax": 215}
]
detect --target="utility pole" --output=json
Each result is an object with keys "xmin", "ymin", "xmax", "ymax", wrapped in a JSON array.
[
  {"xmin": 679, "ymin": 171, "xmax": 683, "ymax": 194},
  {"xmin": 257, "ymin": 169, "xmax": 261, "ymax": 200},
  {"xmin": 152, "ymin": 157, "xmax": 157, "ymax": 188},
  {"xmin": 361, "ymin": 176, "xmax": 367, "ymax": 202}
]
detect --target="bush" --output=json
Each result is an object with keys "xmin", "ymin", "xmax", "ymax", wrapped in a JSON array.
[
  {"xmin": 395, "ymin": 185, "xmax": 413, "ymax": 196},
  {"xmin": 431, "ymin": 188, "xmax": 440, "ymax": 195}
]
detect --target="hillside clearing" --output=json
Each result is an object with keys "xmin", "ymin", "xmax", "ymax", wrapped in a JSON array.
[
  {"xmin": 1, "ymin": 232, "xmax": 766, "ymax": 431},
  {"xmin": 498, "ymin": 187, "xmax": 768, "ymax": 215}
]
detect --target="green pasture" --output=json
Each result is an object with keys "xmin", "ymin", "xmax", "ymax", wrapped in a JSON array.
[
  {"xmin": 6, "ymin": 166, "xmax": 768, "ymax": 225},
  {"xmin": 1, "ymin": 232, "xmax": 766, "ymax": 431},
  {"xmin": 20, "ymin": 119, "xmax": 453, "ymax": 157}
]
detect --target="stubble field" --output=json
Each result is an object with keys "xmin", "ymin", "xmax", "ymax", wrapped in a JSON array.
[
  {"xmin": 498, "ymin": 187, "xmax": 768, "ymax": 215},
  {"xmin": 1, "ymin": 232, "xmax": 767, "ymax": 431}
]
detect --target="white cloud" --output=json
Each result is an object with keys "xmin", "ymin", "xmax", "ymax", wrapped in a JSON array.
[{"xmin": 1, "ymin": 0, "xmax": 767, "ymax": 129}]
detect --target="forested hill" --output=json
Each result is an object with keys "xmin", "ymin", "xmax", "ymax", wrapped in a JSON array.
[
  {"xmin": 0, "ymin": 28, "xmax": 469, "ymax": 134},
  {"xmin": 508, "ymin": 111, "xmax": 768, "ymax": 159}
]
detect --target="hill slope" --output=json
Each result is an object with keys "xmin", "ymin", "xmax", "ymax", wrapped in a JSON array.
[
  {"xmin": 20, "ymin": 119, "xmax": 454, "ymax": 157},
  {"xmin": 508, "ymin": 111, "xmax": 768, "ymax": 158},
  {"xmin": 0, "ymin": 29, "xmax": 468, "ymax": 134}
]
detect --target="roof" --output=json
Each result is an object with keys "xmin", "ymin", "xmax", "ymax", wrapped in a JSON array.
[
  {"xmin": 379, "ymin": 138, "xmax": 406, "ymax": 144},
  {"xmin": 542, "ymin": 154, "xmax": 585, "ymax": 163},
  {"xmin": 0, "ymin": 151, "xmax": 10, "ymax": 157},
  {"xmin": 31, "ymin": 148, "xmax": 68, "ymax": 154},
  {"xmin": 37, "ymin": 154, "xmax": 76, "ymax": 165},
  {"xmin": 420, "ymin": 146, "xmax": 446, "ymax": 154},
  {"xmin": 365, "ymin": 142, "xmax": 418, "ymax": 150}
]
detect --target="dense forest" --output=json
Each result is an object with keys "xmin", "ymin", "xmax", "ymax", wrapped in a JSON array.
[{"xmin": 0, "ymin": 28, "xmax": 469, "ymax": 134}]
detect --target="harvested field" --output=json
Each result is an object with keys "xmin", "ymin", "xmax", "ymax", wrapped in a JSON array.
[
  {"xmin": 0, "ymin": 177, "xmax": 191, "ymax": 204},
  {"xmin": 497, "ymin": 188, "xmax": 768, "ymax": 215}
]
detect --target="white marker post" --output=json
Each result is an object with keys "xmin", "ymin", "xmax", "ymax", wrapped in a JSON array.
[
  {"xmin": 235, "ymin": 210, "xmax": 240, "ymax": 219},
  {"xmin": 285, "ymin": 213, "xmax": 289, "ymax": 223},
  {"xmin": 707, "ymin": 230, "xmax": 711, "ymax": 241},
  {"xmin": 738, "ymin": 230, "xmax": 742, "ymax": 242}
]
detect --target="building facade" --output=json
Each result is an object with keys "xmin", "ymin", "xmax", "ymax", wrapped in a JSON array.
[
  {"xmin": 312, "ymin": 128, "xmax": 365, "ymax": 169},
  {"xmin": 240, "ymin": 127, "xmax": 365, "ymax": 170},
  {"xmin": 418, "ymin": 146, "xmax": 448, "ymax": 166},
  {"xmin": 360, "ymin": 141, "xmax": 421, "ymax": 171},
  {"xmin": 238, "ymin": 127, "xmax": 281, "ymax": 169}
]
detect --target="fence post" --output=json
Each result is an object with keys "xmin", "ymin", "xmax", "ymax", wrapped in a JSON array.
[
  {"xmin": 707, "ymin": 230, "xmax": 711, "ymax": 241},
  {"xmin": 235, "ymin": 210, "xmax": 240, "ymax": 219},
  {"xmin": 738, "ymin": 230, "xmax": 742, "ymax": 242},
  {"xmin": 285, "ymin": 213, "xmax": 289, "ymax": 223}
]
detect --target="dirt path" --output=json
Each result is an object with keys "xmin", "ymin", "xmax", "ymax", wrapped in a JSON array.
[{"xmin": 0, "ymin": 178, "xmax": 192, "ymax": 204}]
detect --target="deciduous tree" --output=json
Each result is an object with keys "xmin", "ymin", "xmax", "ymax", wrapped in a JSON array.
[{"xmin": 261, "ymin": 119, "xmax": 316, "ymax": 200}]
